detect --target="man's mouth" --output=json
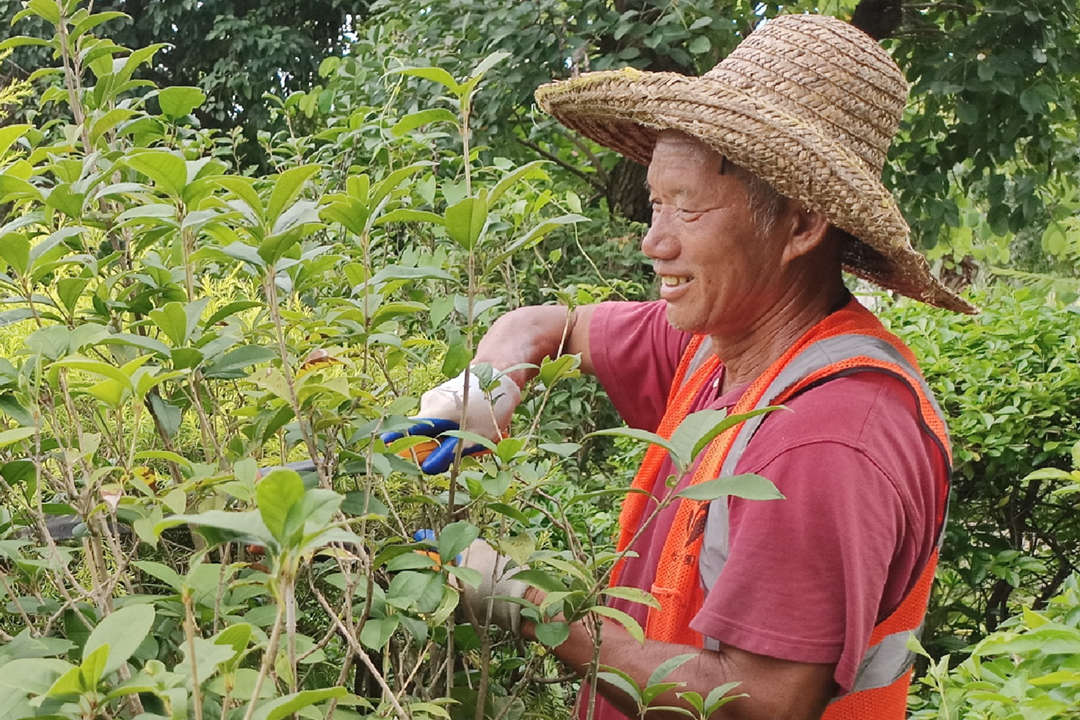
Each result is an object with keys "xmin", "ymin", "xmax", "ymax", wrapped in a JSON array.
[{"xmin": 659, "ymin": 275, "xmax": 691, "ymax": 287}]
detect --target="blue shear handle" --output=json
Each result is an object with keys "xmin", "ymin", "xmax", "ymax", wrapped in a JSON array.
[
  {"xmin": 380, "ymin": 417, "xmax": 460, "ymax": 443},
  {"xmin": 380, "ymin": 418, "xmax": 485, "ymax": 474}
]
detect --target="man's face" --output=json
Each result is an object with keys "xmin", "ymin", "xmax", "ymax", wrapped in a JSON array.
[{"xmin": 643, "ymin": 132, "xmax": 789, "ymax": 338}]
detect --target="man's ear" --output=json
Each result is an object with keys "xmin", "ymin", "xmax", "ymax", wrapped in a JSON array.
[{"xmin": 781, "ymin": 205, "xmax": 830, "ymax": 263}]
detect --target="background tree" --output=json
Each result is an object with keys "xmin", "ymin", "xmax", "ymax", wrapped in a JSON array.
[{"xmin": 0, "ymin": 0, "xmax": 373, "ymax": 149}]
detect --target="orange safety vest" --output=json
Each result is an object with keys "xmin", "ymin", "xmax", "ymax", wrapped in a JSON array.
[{"xmin": 610, "ymin": 300, "xmax": 951, "ymax": 719}]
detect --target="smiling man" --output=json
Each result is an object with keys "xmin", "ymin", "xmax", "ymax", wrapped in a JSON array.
[{"xmin": 392, "ymin": 13, "xmax": 975, "ymax": 720}]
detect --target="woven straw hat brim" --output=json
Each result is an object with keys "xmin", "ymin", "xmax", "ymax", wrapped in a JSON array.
[{"xmin": 536, "ymin": 69, "xmax": 977, "ymax": 314}]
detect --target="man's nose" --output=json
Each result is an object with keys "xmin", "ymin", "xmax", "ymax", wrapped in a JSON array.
[{"xmin": 641, "ymin": 213, "xmax": 678, "ymax": 260}]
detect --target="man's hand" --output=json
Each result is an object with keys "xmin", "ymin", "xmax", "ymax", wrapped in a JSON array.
[
  {"xmin": 456, "ymin": 538, "xmax": 529, "ymax": 634},
  {"xmin": 382, "ymin": 369, "xmax": 521, "ymax": 473}
]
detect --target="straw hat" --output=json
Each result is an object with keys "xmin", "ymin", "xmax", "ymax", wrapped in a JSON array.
[{"xmin": 535, "ymin": 14, "xmax": 976, "ymax": 314}]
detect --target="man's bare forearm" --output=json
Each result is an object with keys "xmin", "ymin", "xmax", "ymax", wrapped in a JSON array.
[
  {"xmin": 522, "ymin": 591, "xmax": 833, "ymax": 720},
  {"xmin": 474, "ymin": 304, "xmax": 596, "ymax": 387}
]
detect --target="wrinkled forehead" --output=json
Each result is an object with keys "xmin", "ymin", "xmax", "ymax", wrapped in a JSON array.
[
  {"xmin": 647, "ymin": 130, "xmax": 729, "ymax": 193},
  {"xmin": 652, "ymin": 129, "xmax": 723, "ymax": 162}
]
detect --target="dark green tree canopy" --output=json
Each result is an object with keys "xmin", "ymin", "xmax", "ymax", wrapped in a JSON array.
[{"xmin": 1, "ymin": 0, "xmax": 373, "ymax": 133}]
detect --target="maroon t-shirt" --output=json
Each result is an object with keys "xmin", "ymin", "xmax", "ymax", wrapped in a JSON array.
[{"xmin": 579, "ymin": 301, "xmax": 947, "ymax": 717}]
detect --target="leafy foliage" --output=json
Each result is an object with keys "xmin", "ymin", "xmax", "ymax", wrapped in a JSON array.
[
  {"xmin": 909, "ymin": 571, "xmax": 1080, "ymax": 719},
  {"xmin": 882, "ymin": 288, "xmax": 1080, "ymax": 654},
  {"xmin": 0, "ymin": 0, "xmax": 374, "ymax": 139}
]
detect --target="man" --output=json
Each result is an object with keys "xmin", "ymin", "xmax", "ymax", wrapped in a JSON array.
[{"xmin": 391, "ymin": 13, "xmax": 974, "ymax": 720}]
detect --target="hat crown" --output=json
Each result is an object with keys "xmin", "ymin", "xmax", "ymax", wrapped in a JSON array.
[{"xmin": 704, "ymin": 14, "xmax": 908, "ymax": 178}]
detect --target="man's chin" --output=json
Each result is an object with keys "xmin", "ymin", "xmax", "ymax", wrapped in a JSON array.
[{"xmin": 663, "ymin": 305, "xmax": 697, "ymax": 333}]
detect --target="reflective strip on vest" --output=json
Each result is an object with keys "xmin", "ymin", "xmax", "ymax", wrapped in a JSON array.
[
  {"xmin": 846, "ymin": 621, "xmax": 923, "ymax": 694},
  {"xmin": 693, "ymin": 333, "xmax": 950, "ymax": 698}
]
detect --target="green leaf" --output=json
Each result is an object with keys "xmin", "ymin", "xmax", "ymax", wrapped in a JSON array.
[
  {"xmin": 256, "ymin": 469, "xmax": 305, "ymax": 545},
  {"xmin": 215, "ymin": 176, "xmax": 264, "ymax": 223},
  {"xmin": 387, "ymin": 552, "xmax": 439, "ymax": 572},
  {"xmin": 647, "ymin": 652, "xmax": 697, "ymax": 688},
  {"xmin": 703, "ymin": 681, "xmax": 745, "ymax": 711},
  {"xmin": 0, "ymin": 35, "xmax": 52, "ymax": 53},
  {"xmin": 52, "ymin": 357, "xmax": 132, "ymax": 389},
  {"xmin": 976, "ymin": 624, "xmax": 1080, "ymax": 656},
  {"xmin": 386, "ymin": 571, "xmax": 442, "ymax": 611},
  {"xmin": 675, "ymin": 474, "xmax": 784, "ymax": 502},
  {"xmin": 0, "ymin": 233, "xmax": 29, "ymax": 275},
  {"xmin": 17, "ymin": 0, "xmax": 60, "ymax": 25},
  {"xmin": 0, "ymin": 658, "xmax": 72, "ymax": 707},
  {"xmin": 485, "ymin": 213, "xmax": 587, "ymax": 269},
  {"xmin": 538, "ymin": 442, "xmax": 581, "ymax": 457},
  {"xmin": 469, "ymin": 50, "xmax": 512, "ymax": 81},
  {"xmin": 0, "ymin": 427, "xmax": 36, "ymax": 449},
  {"xmin": 125, "ymin": 150, "xmax": 187, "ymax": 198},
  {"xmin": 596, "ymin": 667, "xmax": 641, "ymax": 705},
  {"xmin": 158, "ymin": 86, "xmax": 207, "ymax": 118},
  {"xmin": 512, "ymin": 569, "xmax": 566, "ymax": 593},
  {"xmin": 115, "ymin": 202, "xmax": 177, "ymax": 228},
  {"xmin": 180, "ymin": 634, "xmax": 235, "ymax": 686},
  {"xmin": 83, "ymin": 604, "xmax": 155, "ymax": 677},
  {"xmin": 374, "ymin": 208, "xmax": 445, "ymax": 227},
  {"xmin": 250, "ymin": 687, "xmax": 348, "ymax": 720},
  {"xmin": 438, "ymin": 521, "xmax": 479, "ymax": 562},
  {"xmin": 45, "ymin": 184, "xmax": 85, "ymax": 219},
  {"xmin": 25, "ymin": 325, "xmax": 70, "ymax": 360},
  {"xmin": 601, "ymin": 586, "xmax": 660, "ymax": 610},
  {"xmin": 56, "ymin": 277, "xmax": 89, "ymax": 314},
  {"xmin": 534, "ymin": 621, "xmax": 570, "ymax": 647},
  {"xmin": 537, "ymin": 353, "xmax": 581, "ymax": 387},
  {"xmin": 148, "ymin": 301, "xmax": 189, "ymax": 346},
  {"xmin": 391, "ymin": 108, "xmax": 459, "ymax": 137},
  {"xmin": 440, "ymin": 429, "xmax": 497, "ymax": 455},
  {"xmin": 688, "ymin": 35, "xmax": 711, "ymax": 55},
  {"xmin": 204, "ymin": 300, "xmax": 263, "ymax": 328},
  {"xmin": 0, "ymin": 175, "xmax": 42, "ymax": 204},
  {"xmin": 155, "ymin": 509, "xmax": 274, "ymax": 547},
  {"xmin": 444, "ymin": 564, "xmax": 482, "ymax": 588},
  {"xmin": 214, "ymin": 622, "xmax": 253, "ymax": 663},
  {"xmin": 341, "ymin": 490, "xmax": 388, "ymax": 517},
  {"xmin": 444, "ymin": 193, "xmax": 488, "ymax": 250},
  {"xmin": 591, "ymin": 605, "xmax": 645, "ymax": 643},
  {"xmin": 391, "ymin": 66, "xmax": 461, "ymax": 96},
  {"xmin": 202, "ymin": 345, "xmax": 276, "ymax": 379},
  {"xmin": 219, "ymin": 241, "xmax": 266, "ymax": 268},
  {"xmin": 586, "ymin": 427, "xmax": 680, "ymax": 467},
  {"xmin": 441, "ymin": 336, "xmax": 472, "ymax": 377},
  {"xmin": 292, "ymin": 489, "xmax": 344, "ymax": 540},
  {"xmin": 45, "ymin": 662, "xmax": 86, "ymax": 699},
  {"xmin": 266, "ymin": 164, "xmax": 320, "ymax": 226},
  {"xmin": 359, "ymin": 615, "xmax": 399, "ymax": 650},
  {"xmin": 668, "ymin": 407, "xmax": 783, "ymax": 467},
  {"xmin": 0, "ymin": 124, "xmax": 30, "ymax": 158},
  {"xmin": 132, "ymin": 560, "xmax": 184, "ymax": 592},
  {"xmin": 488, "ymin": 160, "xmax": 548, "ymax": 205},
  {"xmin": 71, "ymin": 11, "xmax": 129, "ymax": 40}
]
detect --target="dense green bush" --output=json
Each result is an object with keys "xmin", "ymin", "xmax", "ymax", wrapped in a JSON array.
[
  {"xmin": 881, "ymin": 288, "xmax": 1080, "ymax": 654},
  {"xmin": 909, "ymin": 569, "xmax": 1080, "ymax": 719}
]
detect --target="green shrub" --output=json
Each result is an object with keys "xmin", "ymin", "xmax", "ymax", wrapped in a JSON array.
[
  {"xmin": 882, "ymin": 287, "xmax": 1080, "ymax": 653},
  {"xmin": 909, "ymin": 569, "xmax": 1080, "ymax": 719}
]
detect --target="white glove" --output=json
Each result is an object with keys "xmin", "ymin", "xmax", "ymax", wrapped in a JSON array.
[
  {"xmin": 457, "ymin": 538, "xmax": 528, "ymax": 634},
  {"xmin": 419, "ymin": 368, "xmax": 521, "ymax": 443}
]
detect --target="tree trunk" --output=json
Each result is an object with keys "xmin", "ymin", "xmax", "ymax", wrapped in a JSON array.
[{"xmin": 606, "ymin": 158, "xmax": 651, "ymax": 224}]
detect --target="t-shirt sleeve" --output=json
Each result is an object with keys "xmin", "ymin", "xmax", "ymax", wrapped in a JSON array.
[
  {"xmin": 688, "ymin": 440, "xmax": 905, "ymax": 692},
  {"xmin": 589, "ymin": 301, "xmax": 692, "ymax": 430}
]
